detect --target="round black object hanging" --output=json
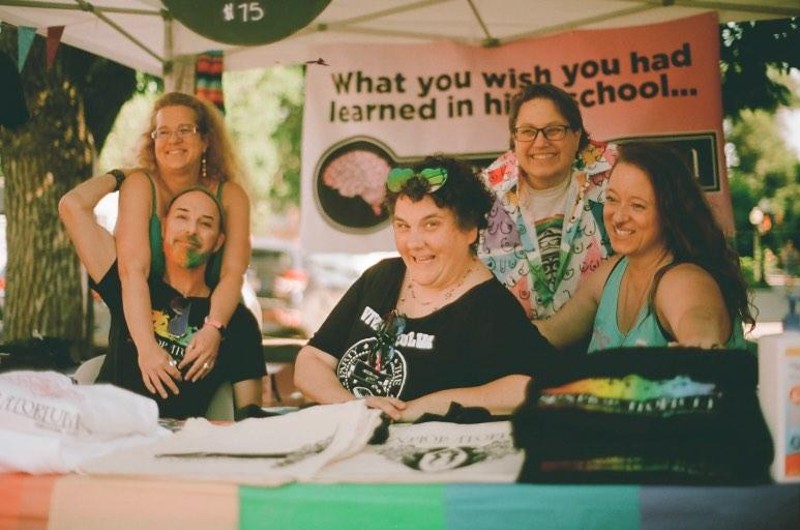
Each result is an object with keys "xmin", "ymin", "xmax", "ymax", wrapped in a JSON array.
[{"xmin": 163, "ymin": 0, "xmax": 332, "ymax": 46}]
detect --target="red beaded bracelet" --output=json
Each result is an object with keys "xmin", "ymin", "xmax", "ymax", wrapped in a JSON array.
[{"xmin": 203, "ymin": 316, "xmax": 226, "ymax": 337}]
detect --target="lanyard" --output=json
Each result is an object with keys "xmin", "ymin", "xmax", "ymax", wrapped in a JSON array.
[{"xmin": 513, "ymin": 177, "xmax": 584, "ymax": 307}]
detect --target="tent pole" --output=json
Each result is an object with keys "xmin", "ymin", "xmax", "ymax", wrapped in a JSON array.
[
  {"xmin": 163, "ymin": 11, "xmax": 175, "ymax": 90},
  {"xmin": 0, "ymin": 1, "xmax": 154, "ymax": 15}
]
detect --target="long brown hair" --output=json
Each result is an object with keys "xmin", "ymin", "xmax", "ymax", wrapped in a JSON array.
[
  {"xmin": 134, "ymin": 92, "xmax": 245, "ymax": 184},
  {"xmin": 615, "ymin": 142, "xmax": 755, "ymax": 328}
]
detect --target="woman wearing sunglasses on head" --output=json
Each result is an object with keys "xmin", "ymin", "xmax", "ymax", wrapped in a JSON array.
[{"xmin": 294, "ymin": 156, "xmax": 556, "ymax": 422}]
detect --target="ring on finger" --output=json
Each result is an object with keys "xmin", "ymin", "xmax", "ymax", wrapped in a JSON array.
[
  {"xmin": 202, "ymin": 361, "xmax": 210, "ymax": 370},
  {"xmin": 168, "ymin": 358, "xmax": 178, "ymax": 367}
]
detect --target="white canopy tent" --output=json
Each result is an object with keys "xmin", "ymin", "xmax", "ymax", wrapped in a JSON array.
[{"xmin": 0, "ymin": 0, "xmax": 798, "ymax": 77}]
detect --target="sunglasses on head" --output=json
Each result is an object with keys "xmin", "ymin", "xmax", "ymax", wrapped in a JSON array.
[
  {"xmin": 387, "ymin": 167, "xmax": 448, "ymax": 193},
  {"xmin": 168, "ymin": 296, "xmax": 192, "ymax": 337}
]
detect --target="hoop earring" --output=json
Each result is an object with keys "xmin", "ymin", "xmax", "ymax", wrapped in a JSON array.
[{"xmin": 201, "ymin": 153, "xmax": 208, "ymax": 178}]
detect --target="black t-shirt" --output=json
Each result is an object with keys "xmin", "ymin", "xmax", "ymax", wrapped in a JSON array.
[
  {"xmin": 308, "ymin": 258, "xmax": 555, "ymax": 401},
  {"xmin": 92, "ymin": 262, "xmax": 266, "ymax": 419}
]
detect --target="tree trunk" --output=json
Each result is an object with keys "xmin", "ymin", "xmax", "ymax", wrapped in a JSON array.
[{"xmin": 0, "ymin": 33, "xmax": 91, "ymax": 357}]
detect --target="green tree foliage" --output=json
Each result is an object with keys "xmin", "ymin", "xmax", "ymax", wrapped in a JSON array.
[
  {"xmin": 222, "ymin": 66, "xmax": 304, "ymax": 236},
  {"xmin": 726, "ymin": 89, "xmax": 800, "ymax": 257},
  {"xmin": 0, "ymin": 24, "xmax": 136, "ymax": 351},
  {"xmin": 720, "ymin": 17, "xmax": 800, "ymax": 118},
  {"xmin": 722, "ymin": 18, "xmax": 800, "ymax": 271}
]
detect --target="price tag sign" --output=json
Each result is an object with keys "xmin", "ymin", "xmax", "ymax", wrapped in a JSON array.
[{"xmin": 164, "ymin": 0, "xmax": 332, "ymax": 46}]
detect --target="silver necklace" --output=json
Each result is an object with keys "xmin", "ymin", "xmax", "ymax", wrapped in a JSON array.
[{"xmin": 403, "ymin": 263, "xmax": 474, "ymax": 311}]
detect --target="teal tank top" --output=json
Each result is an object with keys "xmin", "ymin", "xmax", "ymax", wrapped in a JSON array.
[
  {"xmin": 587, "ymin": 257, "xmax": 746, "ymax": 353},
  {"xmin": 147, "ymin": 175, "xmax": 224, "ymax": 287}
]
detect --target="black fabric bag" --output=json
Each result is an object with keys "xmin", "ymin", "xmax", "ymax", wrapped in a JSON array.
[{"xmin": 512, "ymin": 347, "xmax": 774, "ymax": 484}]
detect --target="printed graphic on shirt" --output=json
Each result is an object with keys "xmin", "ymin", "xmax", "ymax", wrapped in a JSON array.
[
  {"xmin": 537, "ymin": 375, "xmax": 720, "ymax": 416},
  {"xmin": 359, "ymin": 306, "xmax": 435, "ymax": 351},
  {"xmin": 275, "ymin": 436, "xmax": 332, "ymax": 468},
  {"xmin": 535, "ymin": 214, "xmax": 564, "ymax": 285},
  {"xmin": 337, "ymin": 338, "xmax": 407, "ymax": 398},
  {"xmin": 337, "ymin": 306, "xmax": 440, "ymax": 398},
  {"xmin": 152, "ymin": 309, "xmax": 199, "ymax": 363},
  {"xmin": 377, "ymin": 439, "xmax": 519, "ymax": 473}
]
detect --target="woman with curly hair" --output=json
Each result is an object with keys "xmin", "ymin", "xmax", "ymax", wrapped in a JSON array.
[
  {"xmin": 535, "ymin": 142, "xmax": 753, "ymax": 351},
  {"xmin": 295, "ymin": 155, "xmax": 555, "ymax": 421},
  {"xmin": 78, "ymin": 92, "xmax": 255, "ymax": 402}
]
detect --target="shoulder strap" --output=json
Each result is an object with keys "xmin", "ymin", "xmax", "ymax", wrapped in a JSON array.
[
  {"xmin": 650, "ymin": 261, "xmax": 681, "ymax": 341},
  {"xmin": 146, "ymin": 172, "xmax": 157, "ymax": 212},
  {"xmin": 650, "ymin": 261, "xmax": 681, "ymax": 300},
  {"xmin": 203, "ymin": 181, "xmax": 226, "ymax": 288},
  {"xmin": 146, "ymin": 173, "xmax": 166, "ymax": 279},
  {"xmin": 603, "ymin": 256, "xmax": 627, "ymax": 290}
]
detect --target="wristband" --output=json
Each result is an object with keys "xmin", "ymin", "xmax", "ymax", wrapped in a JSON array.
[
  {"xmin": 108, "ymin": 169, "xmax": 126, "ymax": 192},
  {"xmin": 203, "ymin": 316, "xmax": 226, "ymax": 337}
]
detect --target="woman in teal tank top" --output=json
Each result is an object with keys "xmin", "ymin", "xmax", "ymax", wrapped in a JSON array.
[
  {"xmin": 535, "ymin": 142, "xmax": 754, "ymax": 352},
  {"xmin": 587, "ymin": 257, "xmax": 747, "ymax": 352},
  {"xmin": 110, "ymin": 92, "xmax": 254, "ymax": 396}
]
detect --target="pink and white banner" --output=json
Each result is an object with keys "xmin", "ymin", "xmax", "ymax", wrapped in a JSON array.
[{"xmin": 301, "ymin": 13, "xmax": 730, "ymax": 253}]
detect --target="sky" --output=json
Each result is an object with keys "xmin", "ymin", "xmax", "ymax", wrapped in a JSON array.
[{"xmin": 782, "ymin": 70, "xmax": 800, "ymax": 157}]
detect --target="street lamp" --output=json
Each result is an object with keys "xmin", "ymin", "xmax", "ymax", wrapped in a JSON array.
[{"xmin": 749, "ymin": 206, "xmax": 768, "ymax": 287}]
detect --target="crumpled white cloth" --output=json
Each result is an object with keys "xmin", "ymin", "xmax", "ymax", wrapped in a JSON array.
[
  {"xmin": 81, "ymin": 400, "xmax": 383, "ymax": 486},
  {"xmin": 0, "ymin": 370, "xmax": 168, "ymax": 473}
]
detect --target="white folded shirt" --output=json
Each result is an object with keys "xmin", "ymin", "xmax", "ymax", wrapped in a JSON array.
[
  {"xmin": 0, "ymin": 370, "xmax": 167, "ymax": 473},
  {"xmin": 81, "ymin": 400, "xmax": 383, "ymax": 486}
]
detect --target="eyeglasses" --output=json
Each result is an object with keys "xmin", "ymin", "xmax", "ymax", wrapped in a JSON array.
[
  {"xmin": 387, "ymin": 167, "xmax": 448, "ymax": 193},
  {"xmin": 368, "ymin": 309, "xmax": 406, "ymax": 371},
  {"xmin": 512, "ymin": 124, "xmax": 571, "ymax": 143},
  {"xmin": 168, "ymin": 296, "xmax": 192, "ymax": 337},
  {"xmin": 151, "ymin": 125, "xmax": 200, "ymax": 141}
]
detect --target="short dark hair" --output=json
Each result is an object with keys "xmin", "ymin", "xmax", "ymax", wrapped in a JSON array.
[
  {"xmin": 507, "ymin": 83, "xmax": 589, "ymax": 152},
  {"xmin": 614, "ymin": 142, "xmax": 754, "ymax": 327},
  {"xmin": 384, "ymin": 155, "xmax": 493, "ymax": 244}
]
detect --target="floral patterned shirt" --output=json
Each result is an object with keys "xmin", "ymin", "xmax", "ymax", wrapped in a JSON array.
[{"xmin": 478, "ymin": 141, "xmax": 618, "ymax": 320}]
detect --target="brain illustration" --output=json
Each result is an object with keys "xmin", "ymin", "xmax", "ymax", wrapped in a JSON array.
[{"xmin": 321, "ymin": 149, "xmax": 392, "ymax": 216}]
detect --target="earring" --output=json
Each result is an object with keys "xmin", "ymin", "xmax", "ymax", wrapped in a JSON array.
[{"xmin": 201, "ymin": 153, "xmax": 208, "ymax": 178}]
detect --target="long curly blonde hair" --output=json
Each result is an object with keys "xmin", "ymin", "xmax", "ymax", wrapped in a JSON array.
[{"xmin": 134, "ymin": 92, "xmax": 244, "ymax": 184}]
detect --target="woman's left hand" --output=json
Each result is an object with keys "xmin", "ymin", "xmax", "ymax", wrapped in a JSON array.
[
  {"xmin": 180, "ymin": 325, "xmax": 222, "ymax": 382},
  {"xmin": 363, "ymin": 396, "xmax": 407, "ymax": 421},
  {"xmin": 398, "ymin": 399, "xmax": 427, "ymax": 423}
]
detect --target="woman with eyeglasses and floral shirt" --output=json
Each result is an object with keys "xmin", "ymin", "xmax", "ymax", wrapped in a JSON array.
[
  {"xmin": 79, "ymin": 92, "xmax": 254, "ymax": 402},
  {"xmin": 478, "ymin": 83, "xmax": 617, "ymax": 325},
  {"xmin": 295, "ymin": 156, "xmax": 556, "ymax": 422}
]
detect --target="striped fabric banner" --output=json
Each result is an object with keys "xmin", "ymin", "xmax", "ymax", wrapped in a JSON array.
[
  {"xmin": 3, "ymin": 473, "xmax": 799, "ymax": 530},
  {"xmin": 195, "ymin": 50, "xmax": 225, "ymax": 113}
]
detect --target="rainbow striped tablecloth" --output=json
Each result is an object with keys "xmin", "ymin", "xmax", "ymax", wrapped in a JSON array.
[{"xmin": 2, "ymin": 473, "xmax": 798, "ymax": 530}]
